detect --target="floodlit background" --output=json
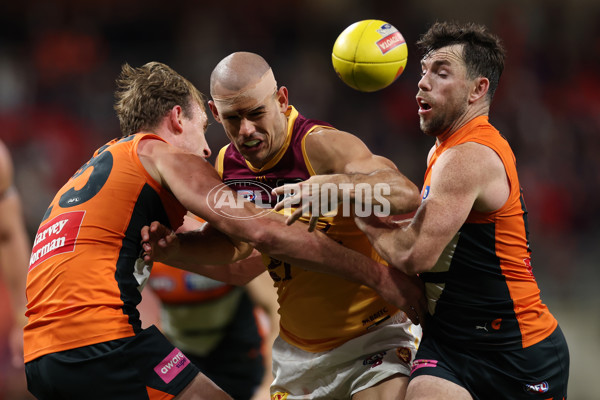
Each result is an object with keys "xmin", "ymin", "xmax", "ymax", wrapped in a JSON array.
[{"xmin": 1, "ymin": 0, "xmax": 598, "ymax": 398}]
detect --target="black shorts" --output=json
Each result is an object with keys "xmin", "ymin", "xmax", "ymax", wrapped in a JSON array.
[
  {"xmin": 410, "ymin": 325, "xmax": 570, "ymax": 400},
  {"xmin": 25, "ymin": 325, "xmax": 200, "ymax": 400}
]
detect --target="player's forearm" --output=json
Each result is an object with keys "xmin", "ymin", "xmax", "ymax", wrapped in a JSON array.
[
  {"xmin": 250, "ymin": 215, "xmax": 387, "ymax": 290},
  {"xmin": 344, "ymin": 169, "xmax": 420, "ymax": 215},
  {"xmin": 354, "ymin": 215, "xmax": 420, "ymax": 275},
  {"xmin": 152, "ymin": 228, "xmax": 247, "ymax": 269}
]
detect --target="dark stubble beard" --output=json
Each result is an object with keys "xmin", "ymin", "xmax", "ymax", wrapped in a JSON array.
[{"xmin": 419, "ymin": 99, "xmax": 468, "ymax": 138}]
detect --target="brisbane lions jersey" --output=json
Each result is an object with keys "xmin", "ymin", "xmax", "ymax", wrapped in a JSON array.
[{"xmin": 216, "ymin": 106, "xmax": 400, "ymax": 352}]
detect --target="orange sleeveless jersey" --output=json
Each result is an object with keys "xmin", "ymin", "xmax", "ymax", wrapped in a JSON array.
[
  {"xmin": 148, "ymin": 262, "xmax": 234, "ymax": 305},
  {"xmin": 24, "ymin": 134, "xmax": 186, "ymax": 363},
  {"xmin": 216, "ymin": 106, "xmax": 399, "ymax": 353},
  {"xmin": 149, "ymin": 215, "xmax": 235, "ymax": 305},
  {"xmin": 420, "ymin": 116, "xmax": 557, "ymax": 350}
]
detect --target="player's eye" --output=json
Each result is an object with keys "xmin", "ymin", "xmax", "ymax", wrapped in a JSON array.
[{"xmin": 249, "ymin": 111, "xmax": 264, "ymax": 118}]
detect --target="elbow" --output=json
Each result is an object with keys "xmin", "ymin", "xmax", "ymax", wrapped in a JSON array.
[
  {"xmin": 407, "ymin": 186, "xmax": 422, "ymax": 212},
  {"xmin": 402, "ymin": 257, "xmax": 421, "ymax": 276},
  {"xmin": 390, "ymin": 184, "xmax": 421, "ymax": 215},
  {"xmin": 395, "ymin": 251, "xmax": 433, "ymax": 276}
]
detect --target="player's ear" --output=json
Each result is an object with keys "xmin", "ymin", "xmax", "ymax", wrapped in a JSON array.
[
  {"xmin": 276, "ymin": 86, "xmax": 289, "ymax": 112},
  {"xmin": 170, "ymin": 105, "xmax": 184, "ymax": 133},
  {"xmin": 469, "ymin": 77, "xmax": 489, "ymax": 104},
  {"xmin": 208, "ymin": 100, "xmax": 222, "ymax": 124}
]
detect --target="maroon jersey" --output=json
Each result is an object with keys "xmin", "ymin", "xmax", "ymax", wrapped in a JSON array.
[{"xmin": 215, "ymin": 106, "xmax": 400, "ymax": 352}]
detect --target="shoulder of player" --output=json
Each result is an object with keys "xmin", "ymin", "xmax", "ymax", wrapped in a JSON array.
[
  {"xmin": 135, "ymin": 135, "xmax": 178, "ymax": 184},
  {"xmin": 434, "ymin": 142, "xmax": 504, "ymax": 187},
  {"xmin": 304, "ymin": 127, "xmax": 369, "ymax": 164},
  {"xmin": 304, "ymin": 126, "xmax": 358, "ymax": 144},
  {"xmin": 426, "ymin": 144, "xmax": 436, "ymax": 165},
  {"xmin": 136, "ymin": 135, "xmax": 175, "ymax": 158}
]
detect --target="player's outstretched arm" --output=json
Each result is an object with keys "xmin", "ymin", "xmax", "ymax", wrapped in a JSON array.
[
  {"xmin": 141, "ymin": 221, "xmax": 425, "ymax": 325},
  {"xmin": 138, "ymin": 137, "xmax": 425, "ymax": 322},
  {"xmin": 272, "ymin": 128, "xmax": 420, "ymax": 229},
  {"xmin": 356, "ymin": 142, "xmax": 509, "ymax": 276},
  {"xmin": 141, "ymin": 220, "xmax": 253, "ymax": 268}
]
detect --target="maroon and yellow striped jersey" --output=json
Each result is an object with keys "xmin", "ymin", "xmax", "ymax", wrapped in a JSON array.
[{"xmin": 216, "ymin": 106, "xmax": 399, "ymax": 352}]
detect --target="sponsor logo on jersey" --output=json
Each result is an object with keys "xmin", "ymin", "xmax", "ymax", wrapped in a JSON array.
[
  {"xmin": 524, "ymin": 381, "xmax": 549, "ymax": 393},
  {"xmin": 271, "ymin": 392, "xmax": 289, "ymax": 400},
  {"xmin": 29, "ymin": 210, "xmax": 85, "ymax": 271},
  {"xmin": 363, "ymin": 351, "xmax": 386, "ymax": 368},
  {"xmin": 154, "ymin": 348, "xmax": 190, "ymax": 384},
  {"xmin": 362, "ymin": 307, "xmax": 389, "ymax": 326}
]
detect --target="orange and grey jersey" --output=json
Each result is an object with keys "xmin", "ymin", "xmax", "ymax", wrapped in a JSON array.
[
  {"xmin": 216, "ymin": 106, "xmax": 399, "ymax": 353},
  {"xmin": 147, "ymin": 262, "xmax": 244, "ymax": 355},
  {"xmin": 24, "ymin": 134, "xmax": 186, "ymax": 363},
  {"xmin": 420, "ymin": 116, "xmax": 557, "ymax": 350}
]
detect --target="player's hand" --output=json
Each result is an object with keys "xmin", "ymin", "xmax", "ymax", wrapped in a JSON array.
[
  {"xmin": 272, "ymin": 175, "xmax": 346, "ymax": 231},
  {"xmin": 378, "ymin": 266, "xmax": 427, "ymax": 327},
  {"xmin": 140, "ymin": 221, "xmax": 179, "ymax": 263}
]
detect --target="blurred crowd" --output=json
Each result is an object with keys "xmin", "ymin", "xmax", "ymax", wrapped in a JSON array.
[{"xmin": 1, "ymin": 0, "xmax": 598, "ymax": 304}]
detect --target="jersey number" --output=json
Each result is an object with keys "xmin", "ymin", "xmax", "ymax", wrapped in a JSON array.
[
  {"xmin": 43, "ymin": 145, "xmax": 114, "ymax": 220},
  {"xmin": 267, "ymin": 257, "xmax": 292, "ymax": 282}
]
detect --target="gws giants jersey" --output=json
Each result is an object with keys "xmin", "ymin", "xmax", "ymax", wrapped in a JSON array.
[
  {"xmin": 147, "ymin": 262, "xmax": 243, "ymax": 355},
  {"xmin": 24, "ymin": 134, "xmax": 186, "ymax": 362},
  {"xmin": 216, "ymin": 106, "xmax": 399, "ymax": 352},
  {"xmin": 420, "ymin": 116, "xmax": 557, "ymax": 350}
]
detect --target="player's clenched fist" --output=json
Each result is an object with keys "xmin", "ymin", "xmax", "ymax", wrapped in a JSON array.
[{"xmin": 141, "ymin": 221, "xmax": 178, "ymax": 264}]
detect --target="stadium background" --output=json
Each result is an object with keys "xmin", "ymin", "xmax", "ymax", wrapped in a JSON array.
[{"xmin": 0, "ymin": 0, "xmax": 598, "ymax": 398}]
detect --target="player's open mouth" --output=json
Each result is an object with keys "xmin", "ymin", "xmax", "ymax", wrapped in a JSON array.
[
  {"xmin": 417, "ymin": 98, "xmax": 431, "ymax": 112},
  {"xmin": 243, "ymin": 139, "xmax": 261, "ymax": 148}
]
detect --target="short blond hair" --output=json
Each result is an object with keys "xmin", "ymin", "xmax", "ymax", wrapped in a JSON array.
[{"xmin": 114, "ymin": 62, "xmax": 206, "ymax": 136}]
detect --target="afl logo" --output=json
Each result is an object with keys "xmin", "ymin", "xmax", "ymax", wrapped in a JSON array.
[
  {"xmin": 237, "ymin": 190, "xmax": 255, "ymax": 201},
  {"xmin": 206, "ymin": 180, "xmax": 273, "ymax": 220},
  {"xmin": 524, "ymin": 381, "xmax": 549, "ymax": 393}
]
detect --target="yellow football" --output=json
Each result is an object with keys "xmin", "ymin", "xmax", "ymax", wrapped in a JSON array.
[{"xmin": 332, "ymin": 20, "xmax": 408, "ymax": 92}]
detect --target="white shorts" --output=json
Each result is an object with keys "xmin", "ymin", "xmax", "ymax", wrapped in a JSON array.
[{"xmin": 270, "ymin": 312, "xmax": 421, "ymax": 400}]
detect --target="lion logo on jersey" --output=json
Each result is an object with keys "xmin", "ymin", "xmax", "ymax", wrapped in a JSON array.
[{"xmin": 396, "ymin": 347, "xmax": 412, "ymax": 364}]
